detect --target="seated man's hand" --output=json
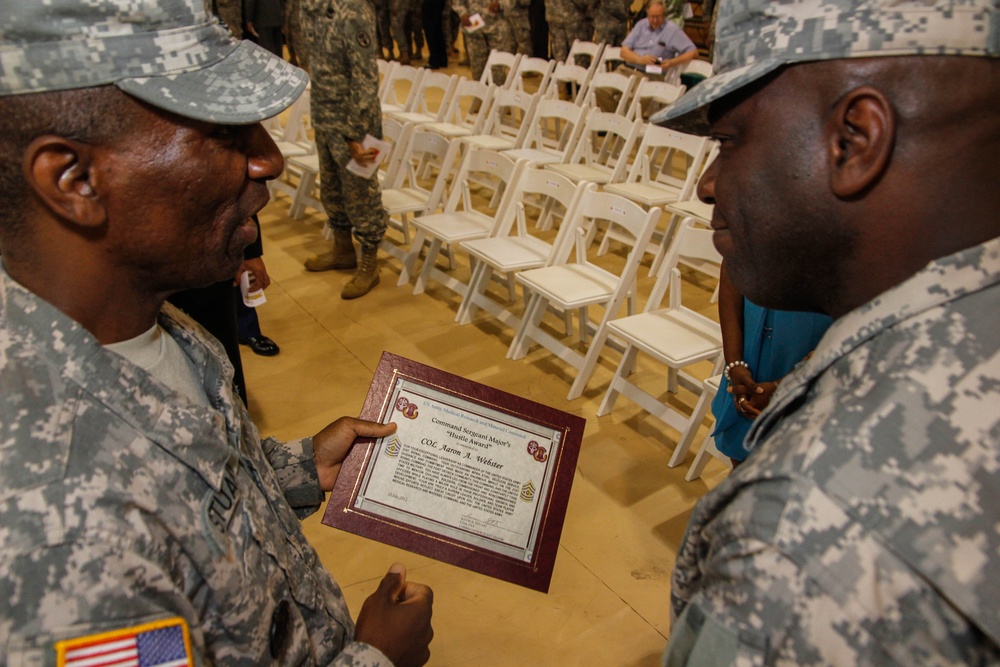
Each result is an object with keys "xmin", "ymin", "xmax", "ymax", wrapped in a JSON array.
[
  {"xmin": 312, "ymin": 418, "xmax": 397, "ymax": 491},
  {"xmin": 355, "ymin": 563, "xmax": 434, "ymax": 667}
]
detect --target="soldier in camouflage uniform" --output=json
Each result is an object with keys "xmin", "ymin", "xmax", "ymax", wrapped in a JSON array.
[
  {"xmin": 653, "ymin": 0, "xmax": 1000, "ymax": 664},
  {"xmin": 593, "ymin": 0, "xmax": 631, "ymax": 48},
  {"xmin": 374, "ymin": 0, "xmax": 394, "ymax": 59},
  {"xmin": 502, "ymin": 0, "xmax": 533, "ymax": 55},
  {"xmin": 300, "ymin": 0, "xmax": 390, "ymax": 299},
  {"xmin": 544, "ymin": 0, "xmax": 573, "ymax": 62},
  {"xmin": 390, "ymin": 0, "xmax": 413, "ymax": 63},
  {"xmin": 0, "ymin": 0, "xmax": 434, "ymax": 664},
  {"xmin": 453, "ymin": 0, "xmax": 516, "ymax": 82}
]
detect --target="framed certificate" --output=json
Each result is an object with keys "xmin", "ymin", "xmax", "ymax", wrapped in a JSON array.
[{"xmin": 323, "ymin": 352, "xmax": 586, "ymax": 592}]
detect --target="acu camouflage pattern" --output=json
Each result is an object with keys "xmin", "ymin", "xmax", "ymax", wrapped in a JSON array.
[
  {"xmin": 665, "ymin": 238, "xmax": 1000, "ymax": 665},
  {"xmin": 0, "ymin": 0, "xmax": 307, "ymax": 124},
  {"xmin": 452, "ymin": 0, "xmax": 516, "ymax": 81},
  {"xmin": 300, "ymin": 0, "xmax": 388, "ymax": 246},
  {"xmin": 594, "ymin": 0, "xmax": 633, "ymax": 48},
  {"xmin": 0, "ymin": 267, "xmax": 391, "ymax": 666},
  {"xmin": 653, "ymin": 0, "xmax": 1000, "ymax": 127}
]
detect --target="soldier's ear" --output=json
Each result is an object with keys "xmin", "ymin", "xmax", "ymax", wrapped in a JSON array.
[
  {"xmin": 23, "ymin": 136, "xmax": 107, "ymax": 228},
  {"xmin": 826, "ymin": 86, "xmax": 895, "ymax": 199}
]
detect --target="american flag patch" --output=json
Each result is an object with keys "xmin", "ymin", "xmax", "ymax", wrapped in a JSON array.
[{"xmin": 55, "ymin": 617, "xmax": 192, "ymax": 667}]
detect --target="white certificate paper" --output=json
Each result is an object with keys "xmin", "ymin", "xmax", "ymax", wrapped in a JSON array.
[{"xmin": 324, "ymin": 352, "xmax": 585, "ymax": 592}]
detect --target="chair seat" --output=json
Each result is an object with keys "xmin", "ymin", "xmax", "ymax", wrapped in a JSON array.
[
  {"xmin": 516, "ymin": 264, "xmax": 617, "ymax": 308},
  {"xmin": 665, "ymin": 199, "xmax": 714, "ymax": 223},
  {"xmin": 465, "ymin": 135, "xmax": 516, "ymax": 151},
  {"xmin": 604, "ymin": 181, "xmax": 682, "ymax": 207},
  {"xmin": 423, "ymin": 122, "xmax": 474, "ymax": 138},
  {"xmin": 380, "ymin": 102, "xmax": 405, "ymax": 114},
  {"xmin": 388, "ymin": 111, "xmax": 437, "ymax": 125},
  {"xmin": 382, "ymin": 188, "xmax": 428, "ymax": 214},
  {"xmin": 502, "ymin": 147, "xmax": 562, "ymax": 165},
  {"xmin": 545, "ymin": 163, "xmax": 614, "ymax": 184},
  {"xmin": 463, "ymin": 236, "xmax": 551, "ymax": 271},
  {"xmin": 607, "ymin": 309, "xmax": 722, "ymax": 365},
  {"xmin": 276, "ymin": 140, "xmax": 313, "ymax": 159},
  {"xmin": 411, "ymin": 210, "xmax": 494, "ymax": 241}
]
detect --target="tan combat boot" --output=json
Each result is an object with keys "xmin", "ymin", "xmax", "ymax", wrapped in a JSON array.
[
  {"xmin": 304, "ymin": 228, "xmax": 357, "ymax": 272},
  {"xmin": 341, "ymin": 244, "xmax": 380, "ymax": 299}
]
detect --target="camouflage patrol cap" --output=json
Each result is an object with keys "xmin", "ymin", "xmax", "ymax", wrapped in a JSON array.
[
  {"xmin": 0, "ymin": 0, "xmax": 308, "ymax": 124},
  {"xmin": 652, "ymin": 0, "xmax": 1000, "ymax": 131}
]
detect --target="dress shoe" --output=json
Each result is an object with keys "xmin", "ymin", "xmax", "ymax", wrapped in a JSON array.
[{"xmin": 239, "ymin": 335, "xmax": 280, "ymax": 357}]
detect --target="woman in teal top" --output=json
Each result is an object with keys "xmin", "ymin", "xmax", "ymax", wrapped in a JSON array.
[{"xmin": 712, "ymin": 264, "xmax": 833, "ymax": 462}]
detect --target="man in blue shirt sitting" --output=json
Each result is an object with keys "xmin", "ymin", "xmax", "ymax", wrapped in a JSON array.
[{"xmin": 596, "ymin": 0, "xmax": 699, "ymax": 113}]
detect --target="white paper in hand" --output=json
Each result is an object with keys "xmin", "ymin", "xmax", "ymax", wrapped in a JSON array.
[
  {"xmin": 346, "ymin": 134, "xmax": 392, "ymax": 179},
  {"xmin": 465, "ymin": 12, "xmax": 486, "ymax": 32}
]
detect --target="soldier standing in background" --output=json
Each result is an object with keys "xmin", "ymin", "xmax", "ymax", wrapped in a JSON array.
[
  {"xmin": 301, "ymin": 0, "xmax": 389, "ymax": 299},
  {"xmin": 375, "ymin": 0, "xmax": 395, "ymax": 60},
  {"xmin": 503, "ymin": 0, "xmax": 533, "ymax": 55},
  {"xmin": 390, "ymin": 0, "xmax": 413, "ymax": 63},
  {"xmin": 544, "ymin": 0, "xmax": 571, "ymax": 62},
  {"xmin": 593, "ymin": 0, "xmax": 631, "ymax": 48},
  {"xmin": 407, "ymin": 0, "xmax": 425, "ymax": 61},
  {"xmin": 452, "ymin": 0, "xmax": 515, "ymax": 82},
  {"xmin": 284, "ymin": 0, "xmax": 306, "ymax": 65}
]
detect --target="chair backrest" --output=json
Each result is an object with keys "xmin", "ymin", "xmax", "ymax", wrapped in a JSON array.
[
  {"xmin": 626, "ymin": 78, "xmax": 685, "ymax": 122},
  {"xmin": 683, "ymin": 59, "xmax": 714, "ymax": 78},
  {"xmin": 380, "ymin": 64, "xmax": 424, "ymax": 111},
  {"xmin": 378, "ymin": 116, "xmax": 414, "ymax": 186},
  {"xmin": 544, "ymin": 62, "xmax": 594, "ymax": 105},
  {"xmin": 646, "ymin": 217, "xmax": 722, "ymax": 312},
  {"xmin": 437, "ymin": 78, "xmax": 496, "ymax": 134},
  {"xmin": 548, "ymin": 186, "xmax": 659, "ymax": 269},
  {"xmin": 568, "ymin": 39, "xmax": 605, "ymax": 69},
  {"xmin": 377, "ymin": 58, "xmax": 396, "ymax": 98},
  {"xmin": 623, "ymin": 125, "xmax": 712, "ymax": 201},
  {"xmin": 560, "ymin": 109, "xmax": 642, "ymax": 179},
  {"xmin": 584, "ymin": 70, "xmax": 638, "ymax": 115},
  {"xmin": 385, "ymin": 126, "xmax": 454, "ymax": 213},
  {"xmin": 519, "ymin": 97, "xmax": 589, "ymax": 154},
  {"xmin": 441, "ymin": 148, "xmax": 526, "ymax": 223},
  {"xmin": 487, "ymin": 167, "xmax": 586, "ymax": 239},
  {"xmin": 405, "ymin": 71, "xmax": 459, "ymax": 121},
  {"xmin": 269, "ymin": 85, "xmax": 311, "ymax": 144},
  {"xmin": 481, "ymin": 88, "xmax": 540, "ymax": 149},
  {"xmin": 481, "ymin": 49, "xmax": 522, "ymax": 88},
  {"xmin": 509, "ymin": 56, "xmax": 556, "ymax": 94},
  {"xmin": 596, "ymin": 45, "xmax": 624, "ymax": 72}
]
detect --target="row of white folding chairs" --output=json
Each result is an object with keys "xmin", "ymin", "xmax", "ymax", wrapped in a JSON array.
[{"xmin": 382, "ymin": 144, "xmax": 727, "ymax": 480}]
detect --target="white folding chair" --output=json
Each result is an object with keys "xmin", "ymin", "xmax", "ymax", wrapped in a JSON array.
[
  {"xmin": 508, "ymin": 56, "xmax": 556, "ymax": 95},
  {"xmin": 398, "ymin": 150, "xmax": 528, "ymax": 300},
  {"xmin": 267, "ymin": 86, "xmax": 315, "ymax": 203},
  {"xmin": 596, "ymin": 45, "xmax": 624, "ymax": 72},
  {"xmin": 377, "ymin": 58, "xmax": 397, "ymax": 98},
  {"xmin": 600, "ymin": 126, "xmax": 711, "ymax": 270},
  {"xmin": 596, "ymin": 219, "xmax": 725, "ymax": 457},
  {"xmin": 386, "ymin": 71, "xmax": 459, "ymax": 126},
  {"xmin": 568, "ymin": 39, "xmax": 605, "ymax": 70},
  {"xmin": 544, "ymin": 110, "xmax": 642, "ymax": 188},
  {"xmin": 380, "ymin": 64, "xmax": 424, "ymax": 115},
  {"xmin": 501, "ymin": 98, "xmax": 588, "ymax": 167},
  {"xmin": 457, "ymin": 170, "xmax": 588, "ymax": 332},
  {"xmin": 508, "ymin": 188, "xmax": 661, "ymax": 400},
  {"xmin": 480, "ymin": 49, "xmax": 522, "ymax": 88},
  {"xmin": 584, "ymin": 70, "xmax": 638, "ymax": 116},
  {"xmin": 625, "ymin": 78, "xmax": 686, "ymax": 123},
  {"xmin": 380, "ymin": 127, "xmax": 455, "ymax": 261},
  {"xmin": 422, "ymin": 78, "xmax": 497, "ymax": 140},
  {"xmin": 681, "ymin": 375, "xmax": 733, "ymax": 481},
  {"xmin": 543, "ymin": 62, "xmax": 594, "ymax": 105}
]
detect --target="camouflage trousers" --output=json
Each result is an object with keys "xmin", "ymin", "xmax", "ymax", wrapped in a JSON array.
[
  {"xmin": 464, "ymin": 23, "xmax": 515, "ymax": 82},
  {"xmin": 593, "ymin": 19, "xmax": 628, "ymax": 50},
  {"xmin": 506, "ymin": 8, "xmax": 532, "ymax": 55},
  {"xmin": 375, "ymin": 0, "xmax": 393, "ymax": 52},
  {"xmin": 548, "ymin": 21, "xmax": 572, "ymax": 63},
  {"xmin": 314, "ymin": 124, "xmax": 387, "ymax": 248}
]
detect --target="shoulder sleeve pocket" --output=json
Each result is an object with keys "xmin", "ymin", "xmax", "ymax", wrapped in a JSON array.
[{"xmin": 664, "ymin": 603, "xmax": 768, "ymax": 667}]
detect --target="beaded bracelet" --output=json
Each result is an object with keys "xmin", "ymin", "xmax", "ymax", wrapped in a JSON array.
[{"xmin": 724, "ymin": 360, "xmax": 750, "ymax": 383}]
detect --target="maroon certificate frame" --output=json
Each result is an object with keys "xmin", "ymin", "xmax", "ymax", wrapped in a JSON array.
[{"xmin": 323, "ymin": 352, "xmax": 585, "ymax": 592}]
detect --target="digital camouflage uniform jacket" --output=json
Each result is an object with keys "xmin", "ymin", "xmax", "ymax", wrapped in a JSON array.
[
  {"xmin": 0, "ymin": 267, "xmax": 391, "ymax": 666},
  {"xmin": 666, "ymin": 237, "xmax": 1000, "ymax": 666}
]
